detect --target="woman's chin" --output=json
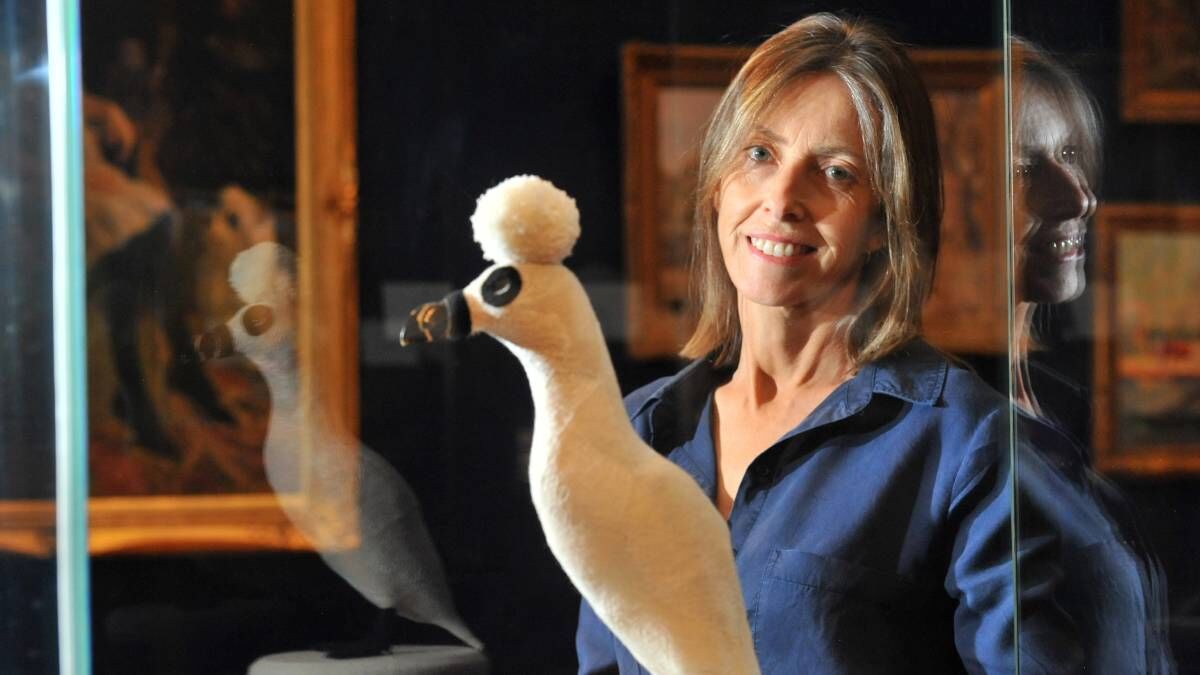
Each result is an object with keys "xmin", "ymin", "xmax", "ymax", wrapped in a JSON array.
[{"xmin": 1021, "ymin": 274, "xmax": 1086, "ymax": 305}]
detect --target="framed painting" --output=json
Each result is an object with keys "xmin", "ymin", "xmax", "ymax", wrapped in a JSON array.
[
  {"xmin": 0, "ymin": 0, "xmax": 359, "ymax": 555},
  {"xmin": 1093, "ymin": 204, "xmax": 1200, "ymax": 474},
  {"xmin": 1122, "ymin": 0, "xmax": 1200, "ymax": 121},
  {"xmin": 621, "ymin": 44, "xmax": 1004, "ymax": 358},
  {"xmin": 621, "ymin": 44, "xmax": 750, "ymax": 359},
  {"xmin": 911, "ymin": 50, "xmax": 1006, "ymax": 354}
]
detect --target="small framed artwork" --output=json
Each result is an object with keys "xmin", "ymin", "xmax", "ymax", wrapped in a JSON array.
[
  {"xmin": 1093, "ymin": 204, "xmax": 1200, "ymax": 474},
  {"xmin": 0, "ymin": 0, "xmax": 360, "ymax": 555},
  {"xmin": 621, "ymin": 44, "xmax": 751, "ymax": 359},
  {"xmin": 621, "ymin": 44, "xmax": 1005, "ymax": 358},
  {"xmin": 1121, "ymin": 0, "xmax": 1200, "ymax": 121},
  {"xmin": 909, "ymin": 50, "xmax": 1006, "ymax": 354}
]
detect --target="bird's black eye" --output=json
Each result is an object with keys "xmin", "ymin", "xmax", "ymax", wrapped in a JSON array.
[
  {"xmin": 481, "ymin": 266, "xmax": 522, "ymax": 307},
  {"xmin": 226, "ymin": 211, "xmax": 240, "ymax": 230},
  {"xmin": 242, "ymin": 304, "xmax": 275, "ymax": 336}
]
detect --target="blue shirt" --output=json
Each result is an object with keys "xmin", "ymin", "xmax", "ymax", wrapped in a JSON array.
[
  {"xmin": 1016, "ymin": 408, "xmax": 1175, "ymax": 674},
  {"xmin": 576, "ymin": 340, "xmax": 1078, "ymax": 674}
]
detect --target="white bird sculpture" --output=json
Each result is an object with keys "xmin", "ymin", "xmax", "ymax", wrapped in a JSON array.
[
  {"xmin": 400, "ymin": 175, "xmax": 759, "ymax": 674},
  {"xmin": 197, "ymin": 242, "xmax": 484, "ymax": 659}
]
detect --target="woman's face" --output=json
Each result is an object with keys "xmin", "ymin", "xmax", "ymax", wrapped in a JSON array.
[
  {"xmin": 715, "ymin": 73, "xmax": 881, "ymax": 315},
  {"xmin": 1015, "ymin": 88, "xmax": 1097, "ymax": 304}
]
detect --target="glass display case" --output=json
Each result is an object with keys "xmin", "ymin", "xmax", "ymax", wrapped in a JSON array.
[{"xmin": 3, "ymin": 0, "xmax": 1197, "ymax": 673}]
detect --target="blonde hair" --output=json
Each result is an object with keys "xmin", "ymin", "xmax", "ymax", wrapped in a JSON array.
[
  {"xmin": 681, "ymin": 13, "xmax": 942, "ymax": 367},
  {"xmin": 1013, "ymin": 37, "xmax": 1102, "ymax": 185}
]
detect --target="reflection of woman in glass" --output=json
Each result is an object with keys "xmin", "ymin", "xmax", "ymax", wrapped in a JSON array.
[
  {"xmin": 1011, "ymin": 37, "xmax": 1099, "ymax": 420},
  {"xmin": 1011, "ymin": 38, "xmax": 1175, "ymax": 673},
  {"xmin": 578, "ymin": 15, "xmax": 1072, "ymax": 672}
]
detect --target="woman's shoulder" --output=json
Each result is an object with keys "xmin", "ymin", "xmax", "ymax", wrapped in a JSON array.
[
  {"xmin": 623, "ymin": 374, "xmax": 675, "ymax": 419},
  {"xmin": 878, "ymin": 339, "xmax": 1006, "ymax": 413},
  {"xmin": 621, "ymin": 357, "xmax": 728, "ymax": 419},
  {"xmin": 619, "ymin": 358, "xmax": 730, "ymax": 453},
  {"xmin": 875, "ymin": 339, "xmax": 1008, "ymax": 451}
]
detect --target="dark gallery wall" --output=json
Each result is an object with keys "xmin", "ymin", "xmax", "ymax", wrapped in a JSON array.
[{"xmin": 79, "ymin": 1, "xmax": 1200, "ymax": 674}]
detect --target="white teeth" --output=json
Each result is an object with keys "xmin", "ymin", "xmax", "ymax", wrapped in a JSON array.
[
  {"xmin": 750, "ymin": 236, "xmax": 804, "ymax": 258},
  {"xmin": 1050, "ymin": 236, "xmax": 1084, "ymax": 251}
]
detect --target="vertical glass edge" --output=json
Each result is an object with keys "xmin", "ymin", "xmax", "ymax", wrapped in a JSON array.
[
  {"xmin": 46, "ymin": 0, "xmax": 91, "ymax": 673},
  {"xmin": 1000, "ymin": 1, "xmax": 1021, "ymax": 672}
]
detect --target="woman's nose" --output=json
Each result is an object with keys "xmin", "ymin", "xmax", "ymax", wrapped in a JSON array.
[
  {"xmin": 1027, "ymin": 161, "xmax": 1096, "ymax": 222},
  {"xmin": 761, "ymin": 166, "xmax": 812, "ymax": 222}
]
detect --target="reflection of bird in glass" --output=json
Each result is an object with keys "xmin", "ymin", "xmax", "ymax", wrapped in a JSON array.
[
  {"xmin": 401, "ymin": 176, "xmax": 759, "ymax": 674},
  {"xmin": 198, "ymin": 242, "xmax": 483, "ymax": 659}
]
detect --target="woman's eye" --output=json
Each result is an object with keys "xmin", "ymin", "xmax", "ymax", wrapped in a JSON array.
[
  {"xmin": 747, "ymin": 146, "xmax": 771, "ymax": 162},
  {"xmin": 823, "ymin": 165, "xmax": 853, "ymax": 182},
  {"xmin": 1058, "ymin": 145, "xmax": 1080, "ymax": 165}
]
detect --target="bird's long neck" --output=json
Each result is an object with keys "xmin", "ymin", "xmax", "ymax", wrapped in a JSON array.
[
  {"xmin": 252, "ymin": 344, "xmax": 359, "ymax": 545},
  {"xmin": 248, "ymin": 345, "xmax": 321, "ymax": 494},
  {"xmin": 255, "ymin": 347, "xmax": 302, "ymax": 415},
  {"xmin": 500, "ymin": 277, "xmax": 631, "ymax": 486}
]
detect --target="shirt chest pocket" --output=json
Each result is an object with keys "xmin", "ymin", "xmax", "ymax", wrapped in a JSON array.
[{"xmin": 752, "ymin": 549, "xmax": 916, "ymax": 674}]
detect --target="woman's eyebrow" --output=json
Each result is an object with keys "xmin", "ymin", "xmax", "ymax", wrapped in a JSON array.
[
  {"xmin": 750, "ymin": 127, "xmax": 863, "ymax": 158},
  {"xmin": 810, "ymin": 144, "xmax": 865, "ymax": 162},
  {"xmin": 749, "ymin": 127, "xmax": 787, "ymax": 144},
  {"xmin": 750, "ymin": 127, "xmax": 865, "ymax": 163}
]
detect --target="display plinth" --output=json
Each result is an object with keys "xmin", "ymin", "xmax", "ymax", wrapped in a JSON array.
[{"xmin": 248, "ymin": 645, "xmax": 488, "ymax": 675}]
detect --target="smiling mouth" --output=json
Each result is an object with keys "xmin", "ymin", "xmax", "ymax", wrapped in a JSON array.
[
  {"xmin": 749, "ymin": 236, "xmax": 816, "ymax": 259},
  {"xmin": 1048, "ymin": 235, "xmax": 1084, "ymax": 251},
  {"xmin": 1029, "ymin": 233, "xmax": 1085, "ymax": 261}
]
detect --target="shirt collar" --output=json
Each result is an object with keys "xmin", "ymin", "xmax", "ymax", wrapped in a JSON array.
[
  {"xmin": 637, "ymin": 338, "xmax": 949, "ymax": 434},
  {"xmin": 845, "ymin": 338, "xmax": 949, "ymax": 411}
]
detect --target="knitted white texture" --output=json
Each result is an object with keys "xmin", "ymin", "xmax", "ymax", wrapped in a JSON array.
[
  {"xmin": 470, "ymin": 175, "xmax": 580, "ymax": 264},
  {"xmin": 461, "ymin": 176, "xmax": 760, "ymax": 674}
]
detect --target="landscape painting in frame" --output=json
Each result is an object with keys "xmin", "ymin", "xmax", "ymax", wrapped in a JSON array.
[
  {"xmin": 622, "ymin": 44, "xmax": 1004, "ymax": 358},
  {"xmin": 1094, "ymin": 204, "xmax": 1200, "ymax": 473}
]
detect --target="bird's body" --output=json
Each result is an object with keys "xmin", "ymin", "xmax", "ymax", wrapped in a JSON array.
[
  {"xmin": 210, "ymin": 242, "xmax": 482, "ymax": 654},
  {"xmin": 401, "ymin": 174, "xmax": 759, "ymax": 673},
  {"xmin": 254, "ymin": 356, "xmax": 479, "ymax": 648}
]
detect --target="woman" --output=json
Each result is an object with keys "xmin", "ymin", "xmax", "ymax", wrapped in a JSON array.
[
  {"xmin": 1010, "ymin": 39, "xmax": 1175, "ymax": 673},
  {"xmin": 579, "ymin": 14, "xmax": 1073, "ymax": 673},
  {"xmin": 1011, "ymin": 37, "xmax": 1100, "ymax": 421}
]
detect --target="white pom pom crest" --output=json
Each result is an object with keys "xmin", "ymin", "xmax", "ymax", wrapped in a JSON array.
[
  {"xmin": 470, "ymin": 175, "xmax": 580, "ymax": 264},
  {"xmin": 229, "ymin": 241, "xmax": 297, "ymax": 306}
]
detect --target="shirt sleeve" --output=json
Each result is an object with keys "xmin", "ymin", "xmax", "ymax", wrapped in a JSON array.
[
  {"xmin": 944, "ymin": 439, "xmax": 1084, "ymax": 674},
  {"xmin": 576, "ymin": 597, "xmax": 619, "ymax": 675}
]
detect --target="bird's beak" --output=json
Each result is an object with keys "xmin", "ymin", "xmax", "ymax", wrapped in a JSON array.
[
  {"xmin": 399, "ymin": 290, "xmax": 472, "ymax": 346},
  {"xmin": 195, "ymin": 325, "xmax": 235, "ymax": 361}
]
